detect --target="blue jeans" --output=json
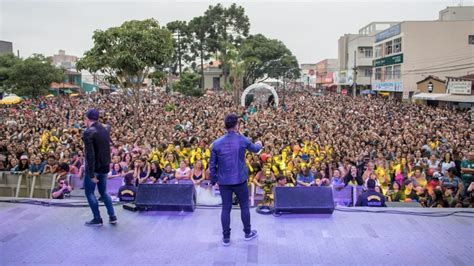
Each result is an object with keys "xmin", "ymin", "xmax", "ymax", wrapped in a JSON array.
[
  {"xmin": 84, "ymin": 173, "xmax": 115, "ymax": 220},
  {"xmin": 219, "ymin": 181, "xmax": 251, "ymax": 238}
]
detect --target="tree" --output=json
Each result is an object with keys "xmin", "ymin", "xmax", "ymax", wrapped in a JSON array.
[
  {"xmin": 203, "ymin": 3, "xmax": 250, "ymax": 85},
  {"xmin": 219, "ymin": 45, "xmax": 245, "ymax": 105},
  {"xmin": 188, "ymin": 16, "xmax": 212, "ymax": 89},
  {"xmin": 0, "ymin": 54, "xmax": 21, "ymax": 94},
  {"xmin": 173, "ymin": 71, "xmax": 203, "ymax": 97},
  {"xmin": 240, "ymin": 34, "xmax": 300, "ymax": 88},
  {"xmin": 77, "ymin": 19, "xmax": 173, "ymax": 127},
  {"xmin": 187, "ymin": 3, "xmax": 250, "ymax": 89},
  {"xmin": 166, "ymin": 20, "xmax": 193, "ymax": 76},
  {"xmin": 7, "ymin": 54, "xmax": 64, "ymax": 97}
]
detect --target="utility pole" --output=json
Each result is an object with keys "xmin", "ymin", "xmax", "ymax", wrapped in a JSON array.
[{"xmin": 352, "ymin": 50, "xmax": 358, "ymax": 98}]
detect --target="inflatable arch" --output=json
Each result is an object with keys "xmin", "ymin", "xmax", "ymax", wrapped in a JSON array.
[{"xmin": 240, "ymin": 83, "xmax": 279, "ymax": 107}]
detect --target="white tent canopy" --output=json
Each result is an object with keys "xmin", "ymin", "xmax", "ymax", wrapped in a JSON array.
[{"xmin": 241, "ymin": 83, "xmax": 279, "ymax": 107}]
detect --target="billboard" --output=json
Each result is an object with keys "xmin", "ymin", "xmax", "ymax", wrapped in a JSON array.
[{"xmin": 372, "ymin": 81, "xmax": 403, "ymax": 92}]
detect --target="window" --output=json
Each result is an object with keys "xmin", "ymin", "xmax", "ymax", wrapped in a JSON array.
[
  {"xmin": 375, "ymin": 68, "xmax": 382, "ymax": 80},
  {"xmin": 393, "ymin": 38, "xmax": 402, "ymax": 53},
  {"xmin": 374, "ymin": 45, "xmax": 382, "ymax": 58},
  {"xmin": 393, "ymin": 65, "xmax": 401, "ymax": 79},
  {"xmin": 469, "ymin": 35, "xmax": 474, "ymax": 45},
  {"xmin": 385, "ymin": 40, "xmax": 393, "ymax": 55},
  {"xmin": 364, "ymin": 48, "xmax": 373, "ymax": 58},
  {"xmin": 364, "ymin": 68, "xmax": 372, "ymax": 77},
  {"xmin": 385, "ymin": 66, "xmax": 393, "ymax": 80},
  {"xmin": 359, "ymin": 47, "xmax": 373, "ymax": 58}
]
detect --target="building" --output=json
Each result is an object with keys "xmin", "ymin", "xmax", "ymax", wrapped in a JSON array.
[
  {"xmin": 314, "ymin": 59, "xmax": 338, "ymax": 90},
  {"xmin": 439, "ymin": 6, "xmax": 474, "ymax": 21},
  {"xmin": 300, "ymin": 63, "xmax": 317, "ymax": 88},
  {"xmin": 203, "ymin": 60, "xmax": 224, "ymax": 90},
  {"xmin": 0, "ymin": 41, "xmax": 13, "ymax": 55},
  {"xmin": 413, "ymin": 74, "xmax": 474, "ymax": 109},
  {"xmin": 51, "ymin": 50, "xmax": 78, "ymax": 69},
  {"xmin": 335, "ymin": 22, "xmax": 398, "ymax": 95},
  {"xmin": 371, "ymin": 16, "xmax": 474, "ymax": 100}
]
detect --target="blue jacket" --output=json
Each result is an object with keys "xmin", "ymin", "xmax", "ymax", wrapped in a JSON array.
[
  {"xmin": 356, "ymin": 189, "xmax": 387, "ymax": 207},
  {"xmin": 210, "ymin": 131, "xmax": 262, "ymax": 185}
]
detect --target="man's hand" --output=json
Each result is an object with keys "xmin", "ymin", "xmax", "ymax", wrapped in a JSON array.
[
  {"xmin": 255, "ymin": 141, "xmax": 263, "ymax": 147},
  {"xmin": 91, "ymin": 176, "xmax": 99, "ymax": 184}
]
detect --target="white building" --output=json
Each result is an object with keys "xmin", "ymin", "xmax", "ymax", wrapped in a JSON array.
[
  {"xmin": 300, "ymin": 63, "xmax": 317, "ymax": 88},
  {"xmin": 335, "ymin": 22, "xmax": 398, "ymax": 94},
  {"xmin": 371, "ymin": 7, "xmax": 474, "ymax": 100}
]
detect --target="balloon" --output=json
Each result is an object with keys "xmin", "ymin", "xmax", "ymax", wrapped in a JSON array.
[{"xmin": 260, "ymin": 153, "xmax": 269, "ymax": 162}]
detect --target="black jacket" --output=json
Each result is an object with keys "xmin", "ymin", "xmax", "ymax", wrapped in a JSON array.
[
  {"xmin": 82, "ymin": 122, "xmax": 111, "ymax": 176},
  {"xmin": 356, "ymin": 189, "xmax": 386, "ymax": 207}
]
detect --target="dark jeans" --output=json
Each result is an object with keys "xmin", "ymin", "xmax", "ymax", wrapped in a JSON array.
[
  {"xmin": 219, "ymin": 181, "xmax": 251, "ymax": 238},
  {"xmin": 84, "ymin": 172, "xmax": 115, "ymax": 220}
]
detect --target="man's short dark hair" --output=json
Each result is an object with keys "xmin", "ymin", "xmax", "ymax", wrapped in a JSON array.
[
  {"xmin": 224, "ymin": 113, "xmax": 239, "ymax": 129},
  {"xmin": 124, "ymin": 173, "xmax": 134, "ymax": 185},
  {"xmin": 367, "ymin": 179, "xmax": 376, "ymax": 189},
  {"xmin": 86, "ymin": 109, "xmax": 100, "ymax": 121}
]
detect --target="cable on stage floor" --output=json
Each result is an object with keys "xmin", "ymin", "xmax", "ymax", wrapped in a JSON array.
[{"xmin": 1, "ymin": 198, "xmax": 473, "ymax": 218}]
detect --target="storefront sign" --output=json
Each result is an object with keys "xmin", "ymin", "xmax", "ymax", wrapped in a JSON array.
[
  {"xmin": 375, "ymin": 24, "xmax": 401, "ymax": 43},
  {"xmin": 402, "ymin": 90, "xmax": 409, "ymax": 99},
  {"xmin": 373, "ymin": 54, "xmax": 403, "ymax": 67},
  {"xmin": 372, "ymin": 81, "xmax": 403, "ymax": 92},
  {"xmin": 334, "ymin": 71, "xmax": 347, "ymax": 85},
  {"xmin": 448, "ymin": 80, "xmax": 472, "ymax": 95}
]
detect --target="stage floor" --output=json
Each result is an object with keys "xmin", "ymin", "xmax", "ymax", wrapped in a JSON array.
[{"xmin": 0, "ymin": 199, "xmax": 473, "ymax": 266}]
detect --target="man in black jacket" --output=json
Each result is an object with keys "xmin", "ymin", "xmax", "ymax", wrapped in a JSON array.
[
  {"xmin": 83, "ymin": 109, "xmax": 117, "ymax": 226},
  {"xmin": 356, "ymin": 179, "xmax": 386, "ymax": 207}
]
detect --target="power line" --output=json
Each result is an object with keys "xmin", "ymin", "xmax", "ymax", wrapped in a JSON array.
[
  {"xmin": 402, "ymin": 65, "xmax": 474, "ymax": 76},
  {"xmin": 406, "ymin": 62, "xmax": 474, "ymax": 73}
]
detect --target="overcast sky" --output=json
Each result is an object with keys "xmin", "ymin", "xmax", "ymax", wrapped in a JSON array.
[{"xmin": 0, "ymin": 0, "xmax": 471, "ymax": 64}]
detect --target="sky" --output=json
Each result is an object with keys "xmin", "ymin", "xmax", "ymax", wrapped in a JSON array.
[{"xmin": 0, "ymin": 0, "xmax": 471, "ymax": 64}]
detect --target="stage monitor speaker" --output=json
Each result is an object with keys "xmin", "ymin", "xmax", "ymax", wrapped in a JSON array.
[
  {"xmin": 135, "ymin": 184, "xmax": 196, "ymax": 212},
  {"xmin": 386, "ymin": 202, "xmax": 423, "ymax": 208},
  {"xmin": 274, "ymin": 186, "xmax": 335, "ymax": 214}
]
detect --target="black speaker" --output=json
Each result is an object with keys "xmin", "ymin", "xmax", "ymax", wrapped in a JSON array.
[
  {"xmin": 135, "ymin": 184, "xmax": 196, "ymax": 212},
  {"xmin": 386, "ymin": 201, "xmax": 423, "ymax": 208},
  {"xmin": 274, "ymin": 186, "xmax": 335, "ymax": 214}
]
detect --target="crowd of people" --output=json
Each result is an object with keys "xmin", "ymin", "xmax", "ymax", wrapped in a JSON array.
[{"xmin": 0, "ymin": 88, "xmax": 473, "ymax": 207}]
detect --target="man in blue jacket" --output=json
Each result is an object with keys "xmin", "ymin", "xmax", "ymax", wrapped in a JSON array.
[
  {"xmin": 356, "ymin": 179, "xmax": 386, "ymax": 207},
  {"xmin": 82, "ymin": 109, "xmax": 117, "ymax": 226},
  {"xmin": 210, "ymin": 113, "xmax": 262, "ymax": 246}
]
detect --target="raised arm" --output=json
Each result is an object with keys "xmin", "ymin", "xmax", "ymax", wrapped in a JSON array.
[{"xmin": 245, "ymin": 137, "xmax": 262, "ymax": 154}]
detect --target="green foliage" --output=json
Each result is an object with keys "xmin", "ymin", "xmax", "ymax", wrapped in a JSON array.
[
  {"xmin": 188, "ymin": 3, "xmax": 250, "ymax": 88},
  {"xmin": 0, "ymin": 54, "xmax": 21, "ymax": 93},
  {"xmin": 149, "ymin": 71, "xmax": 167, "ymax": 87},
  {"xmin": 240, "ymin": 34, "xmax": 300, "ymax": 87},
  {"xmin": 1, "ymin": 54, "xmax": 64, "ymax": 97},
  {"xmin": 188, "ymin": 15, "xmax": 212, "ymax": 88},
  {"xmin": 204, "ymin": 3, "xmax": 250, "ymax": 53},
  {"xmin": 164, "ymin": 103, "xmax": 176, "ymax": 112},
  {"xmin": 76, "ymin": 18, "xmax": 173, "ymax": 90},
  {"xmin": 166, "ymin": 20, "xmax": 193, "ymax": 75},
  {"xmin": 77, "ymin": 18, "xmax": 173, "ymax": 128},
  {"xmin": 174, "ymin": 71, "xmax": 203, "ymax": 97}
]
